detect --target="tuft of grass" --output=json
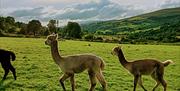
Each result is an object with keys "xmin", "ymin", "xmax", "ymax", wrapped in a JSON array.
[{"xmin": 0, "ymin": 37, "xmax": 179, "ymax": 91}]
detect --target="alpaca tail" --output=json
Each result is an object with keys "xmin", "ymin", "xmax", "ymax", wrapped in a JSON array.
[
  {"xmin": 9, "ymin": 51, "xmax": 16, "ymax": 61},
  {"xmin": 163, "ymin": 60, "xmax": 173, "ymax": 67}
]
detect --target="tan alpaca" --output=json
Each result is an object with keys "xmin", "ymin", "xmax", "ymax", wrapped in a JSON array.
[
  {"xmin": 112, "ymin": 46, "xmax": 173, "ymax": 91},
  {"xmin": 45, "ymin": 34, "xmax": 107, "ymax": 91}
]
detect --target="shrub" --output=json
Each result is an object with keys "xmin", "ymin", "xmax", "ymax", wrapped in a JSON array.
[
  {"xmin": 94, "ymin": 37, "xmax": 103, "ymax": 42},
  {"xmin": 84, "ymin": 34, "xmax": 94, "ymax": 41}
]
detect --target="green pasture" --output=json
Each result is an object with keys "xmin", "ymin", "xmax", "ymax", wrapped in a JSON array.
[{"xmin": 0, "ymin": 37, "xmax": 179, "ymax": 91}]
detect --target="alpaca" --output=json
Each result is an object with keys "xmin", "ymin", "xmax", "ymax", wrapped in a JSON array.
[
  {"xmin": 45, "ymin": 34, "xmax": 107, "ymax": 91},
  {"xmin": 112, "ymin": 46, "xmax": 173, "ymax": 91},
  {"xmin": 0, "ymin": 49, "xmax": 16, "ymax": 80}
]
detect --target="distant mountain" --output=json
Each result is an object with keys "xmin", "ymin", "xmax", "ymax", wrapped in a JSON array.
[{"xmin": 82, "ymin": 7, "xmax": 180, "ymax": 33}]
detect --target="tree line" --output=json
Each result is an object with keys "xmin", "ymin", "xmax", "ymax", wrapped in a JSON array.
[
  {"xmin": 0, "ymin": 16, "xmax": 82, "ymax": 38},
  {"xmin": 0, "ymin": 16, "xmax": 179, "ymax": 43},
  {"xmin": 125, "ymin": 21, "xmax": 180, "ymax": 43}
]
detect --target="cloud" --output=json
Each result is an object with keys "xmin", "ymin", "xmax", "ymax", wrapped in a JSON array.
[
  {"xmin": 54, "ymin": 0, "xmax": 143, "ymax": 21},
  {"xmin": 7, "ymin": 0, "xmax": 143, "ymax": 25},
  {"xmin": 1, "ymin": 0, "xmax": 180, "ymax": 26},
  {"xmin": 7, "ymin": 7, "xmax": 56, "ymax": 24},
  {"xmin": 32, "ymin": 0, "xmax": 100, "ymax": 4},
  {"xmin": 10, "ymin": 7, "xmax": 45, "ymax": 17},
  {"xmin": 160, "ymin": 0, "xmax": 180, "ymax": 8}
]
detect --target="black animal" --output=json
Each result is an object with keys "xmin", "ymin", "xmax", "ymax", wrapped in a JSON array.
[{"xmin": 0, "ymin": 49, "xmax": 16, "ymax": 80}]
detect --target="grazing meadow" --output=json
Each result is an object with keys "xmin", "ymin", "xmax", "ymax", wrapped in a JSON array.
[{"xmin": 0, "ymin": 37, "xmax": 179, "ymax": 91}]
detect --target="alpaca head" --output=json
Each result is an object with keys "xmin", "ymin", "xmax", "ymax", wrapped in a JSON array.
[
  {"xmin": 111, "ymin": 46, "xmax": 121, "ymax": 56},
  {"xmin": 45, "ymin": 34, "xmax": 58, "ymax": 46}
]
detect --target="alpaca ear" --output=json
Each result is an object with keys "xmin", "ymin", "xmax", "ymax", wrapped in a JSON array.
[
  {"xmin": 118, "ymin": 45, "xmax": 122, "ymax": 49},
  {"xmin": 52, "ymin": 32, "xmax": 55, "ymax": 35},
  {"xmin": 55, "ymin": 34, "xmax": 58, "ymax": 39}
]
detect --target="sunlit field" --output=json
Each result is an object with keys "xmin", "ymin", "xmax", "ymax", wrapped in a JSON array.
[{"xmin": 0, "ymin": 37, "xmax": 179, "ymax": 91}]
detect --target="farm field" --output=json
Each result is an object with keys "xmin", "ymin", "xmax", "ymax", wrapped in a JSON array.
[{"xmin": 0, "ymin": 37, "xmax": 179, "ymax": 91}]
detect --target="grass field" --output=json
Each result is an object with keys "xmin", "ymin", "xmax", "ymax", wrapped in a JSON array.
[{"xmin": 0, "ymin": 37, "xmax": 179, "ymax": 91}]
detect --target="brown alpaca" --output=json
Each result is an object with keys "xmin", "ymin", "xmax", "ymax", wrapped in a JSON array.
[
  {"xmin": 112, "ymin": 46, "xmax": 173, "ymax": 91},
  {"xmin": 45, "ymin": 34, "xmax": 107, "ymax": 91}
]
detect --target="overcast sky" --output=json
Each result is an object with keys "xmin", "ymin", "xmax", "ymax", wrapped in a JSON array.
[{"xmin": 0, "ymin": 0, "xmax": 180, "ymax": 26}]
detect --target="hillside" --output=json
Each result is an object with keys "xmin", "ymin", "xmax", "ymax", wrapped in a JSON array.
[
  {"xmin": 82, "ymin": 7, "xmax": 180, "ymax": 33},
  {"xmin": 81, "ymin": 7, "xmax": 180, "ymax": 43}
]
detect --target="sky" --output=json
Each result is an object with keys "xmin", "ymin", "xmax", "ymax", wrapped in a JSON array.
[{"xmin": 0, "ymin": 0, "xmax": 180, "ymax": 26}]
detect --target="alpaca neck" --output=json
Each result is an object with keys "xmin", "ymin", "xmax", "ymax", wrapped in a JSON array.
[
  {"xmin": 50, "ymin": 40, "xmax": 62, "ymax": 64},
  {"xmin": 118, "ymin": 49, "xmax": 128, "ymax": 68}
]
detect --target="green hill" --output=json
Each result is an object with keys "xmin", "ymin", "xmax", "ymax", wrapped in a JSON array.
[
  {"xmin": 82, "ymin": 7, "xmax": 180, "ymax": 33},
  {"xmin": 82, "ymin": 7, "xmax": 180, "ymax": 43}
]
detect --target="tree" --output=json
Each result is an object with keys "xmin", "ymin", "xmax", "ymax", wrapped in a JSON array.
[
  {"xmin": 15, "ymin": 21, "xmax": 24, "ymax": 28},
  {"xmin": 6, "ymin": 16, "xmax": 15, "ymax": 25},
  {"xmin": 0, "ymin": 17, "xmax": 5, "ymax": 30},
  {"xmin": 15, "ymin": 22, "xmax": 27, "ymax": 34},
  {"xmin": 65, "ymin": 22, "xmax": 82, "ymax": 38},
  {"xmin": 27, "ymin": 20, "xmax": 42, "ymax": 36},
  {"xmin": 19, "ymin": 24, "xmax": 27, "ymax": 34},
  {"xmin": 47, "ymin": 20, "xmax": 57, "ymax": 33}
]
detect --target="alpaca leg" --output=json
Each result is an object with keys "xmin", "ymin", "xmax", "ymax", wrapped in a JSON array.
[
  {"xmin": 157, "ymin": 67, "xmax": 167, "ymax": 91},
  {"xmin": 1, "ymin": 62, "xmax": 10, "ymax": 80},
  {"xmin": 88, "ymin": 71, "xmax": 97, "ymax": 91},
  {"xmin": 96, "ymin": 70, "xmax": 107, "ymax": 91},
  {"xmin": 151, "ymin": 73, "xmax": 160, "ymax": 91},
  {"xmin": 152, "ymin": 81, "xmax": 160, "ymax": 91},
  {"xmin": 70, "ymin": 74, "xmax": 75, "ymax": 91},
  {"xmin": 3, "ymin": 68, "xmax": 9, "ymax": 80},
  {"xmin": 159, "ymin": 77, "xmax": 167, "ymax": 91},
  {"xmin": 59, "ymin": 73, "xmax": 71, "ymax": 91},
  {"xmin": 133, "ymin": 75, "xmax": 139, "ymax": 91},
  {"xmin": 138, "ymin": 76, "xmax": 147, "ymax": 91},
  {"xmin": 9, "ymin": 64, "xmax": 16, "ymax": 80}
]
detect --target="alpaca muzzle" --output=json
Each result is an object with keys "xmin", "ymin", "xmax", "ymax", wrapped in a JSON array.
[
  {"xmin": 45, "ymin": 41, "xmax": 47, "ymax": 45},
  {"xmin": 45, "ymin": 41, "xmax": 48, "ymax": 45}
]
